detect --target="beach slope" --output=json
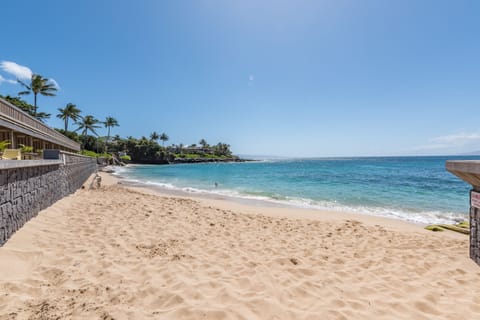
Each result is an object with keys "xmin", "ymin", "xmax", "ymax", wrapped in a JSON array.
[{"xmin": 1, "ymin": 174, "xmax": 479, "ymax": 319}]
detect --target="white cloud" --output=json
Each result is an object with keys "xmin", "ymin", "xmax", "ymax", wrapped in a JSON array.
[
  {"xmin": 49, "ymin": 78, "xmax": 60, "ymax": 90},
  {"xmin": 411, "ymin": 132, "xmax": 480, "ymax": 154},
  {"xmin": 0, "ymin": 74, "xmax": 16, "ymax": 84},
  {"xmin": 249, "ymin": 74, "xmax": 255, "ymax": 81},
  {"xmin": 0, "ymin": 61, "xmax": 60, "ymax": 89},
  {"xmin": 430, "ymin": 132, "xmax": 480, "ymax": 146},
  {"xmin": 0, "ymin": 61, "xmax": 33, "ymax": 80}
]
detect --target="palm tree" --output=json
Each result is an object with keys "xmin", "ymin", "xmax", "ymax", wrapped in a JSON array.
[
  {"xmin": 214, "ymin": 142, "xmax": 231, "ymax": 156},
  {"xmin": 150, "ymin": 131, "xmax": 160, "ymax": 142},
  {"xmin": 75, "ymin": 115, "xmax": 101, "ymax": 148},
  {"xmin": 56, "ymin": 103, "xmax": 81, "ymax": 132},
  {"xmin": 18, "ymin": 74, "xmax": 57, "ymax": 117},
  {"xmin": 103, "ymin": 116, "xmax": 119, "ymax": 144},
  {"xmin": 160, "ymin": 132, "xmax": 169, "ymax": 147},
  {"xmin": 199, "ymin": 139, "xmax": 208, "ymax": 148},
  {"xmin": 34, "ymin": 111, "xmax": 51, "ymax": 123}
]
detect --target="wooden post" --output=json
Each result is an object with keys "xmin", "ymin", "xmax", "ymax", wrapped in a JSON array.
[{"xmin": 10, "ymin": 130, "xmax": 15, "ymax": 148}]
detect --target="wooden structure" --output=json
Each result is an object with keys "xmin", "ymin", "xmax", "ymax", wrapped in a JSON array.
[
  {"xmin": 446, "ymin": 160, "xmax": 480, "ymax": 265},
  {"xmin": 0, "ymin": 97, "xmax": 79, "ymax": 152}
]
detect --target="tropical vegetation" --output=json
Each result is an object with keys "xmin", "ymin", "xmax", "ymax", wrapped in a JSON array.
[
  {"xmin": 57, "ymin": 103, "xmax": 81, "ymax": 131},
  {"xmin": 1, "ymin": 72, "xmax": 237, "ymax": 164},
  {"xmin": 0, "ymin": 94, "xmax": 51, "ymax": 122},
  {"xmin": 75, "ymin": 115, "xmax": 101, "ymax": 149},
  {"xmin": 104, "ymin": 116, "xmax": 119, "ymax": 144},
  {"xmin": 0, "ymin": 140, "xmax": 10, "ymax": 152},
  {"xmin": 112, "ymin": 137, "xmax": 234, "ymax": 163},
  {"xmin": 18, "ymin": 74, "xmax": 57, "ymax": 117},
  {"xmin": 150, "ymin": 131, "xmax": 160, "ymax": 142},
  {"xmin": 160, "ymin": 132, "xmax": 169, "ymax": 146}
]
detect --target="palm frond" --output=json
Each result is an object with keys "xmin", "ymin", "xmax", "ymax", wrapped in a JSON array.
[{"xmin": 17, "ymin": 79, "xmax": 30, "ymax": 90}]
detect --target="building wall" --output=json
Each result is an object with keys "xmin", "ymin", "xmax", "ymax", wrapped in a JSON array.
[{"xmin": 0, "ymin": 153, "xmax": 96, "ymax": 245}]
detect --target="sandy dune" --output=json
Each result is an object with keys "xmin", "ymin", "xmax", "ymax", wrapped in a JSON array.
[{"xmin": 1, "ymin": 174, "xmax": 480, "ymax": 319}]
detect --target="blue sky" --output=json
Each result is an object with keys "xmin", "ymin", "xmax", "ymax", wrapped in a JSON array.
[{"xmin": 0, "ymin": 0, "xmax": 479, "ymax": 157}]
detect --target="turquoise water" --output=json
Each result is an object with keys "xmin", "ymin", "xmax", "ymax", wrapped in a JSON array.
[{"xmin": 115, "ymin": 156, "xmax": 478, "ymax": 224}]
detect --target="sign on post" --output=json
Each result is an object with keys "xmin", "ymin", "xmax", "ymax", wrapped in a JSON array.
[{"xmin": 472, "ymin": 191, "xmax": 480, "ymax": 209}]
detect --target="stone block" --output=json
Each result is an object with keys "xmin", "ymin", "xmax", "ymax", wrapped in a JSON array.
[{"xmin": 0, "ymin": 155, "xmax": 96, "ymax": 246}]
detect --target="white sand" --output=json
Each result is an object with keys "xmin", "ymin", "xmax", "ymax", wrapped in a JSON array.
[{"xmin": 1, "ymin": 172, "xmax": 479, "ymax": 319}]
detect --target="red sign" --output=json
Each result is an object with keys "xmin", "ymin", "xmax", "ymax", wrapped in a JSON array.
[{"xmin": 472, "ymin": 191, "xmax": 480, "ymax": 209}]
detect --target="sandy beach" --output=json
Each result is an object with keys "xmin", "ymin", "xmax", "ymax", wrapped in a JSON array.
[{"xmin": 1, "ymin": 172, "xmax": 480, "ymax": 320}]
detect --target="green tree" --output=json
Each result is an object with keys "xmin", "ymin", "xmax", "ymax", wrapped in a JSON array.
[
  {"xmin": 56, "ymin": 103, "xmax": 81, "ymax": 132},
  {"xmin": 199, "ymin": 139, "xmax": 208, "ymax": 148},
  {"xmin": 54, "ymin": 128, "xmax": 81, "ymax": 143},
  {"xmin": 18, "ymin": 74, "xmax": 57, "ymax": 117},
  {"xmin": 1, "ymin": 95, "xmax": 51, "ymax": 122},
  {"xmin": 150, "ymin": 131, "xmax": 160, "ymax": 142},
  {"xmin": 34, "ymin": 111, "xmax": 52, "ymax": 123},
  {"xmin": 214, "ymin": 142, "xmax": 232, "ymax": 156},
  {"xmin": 104, "ymin": 116, "xmax": 119, "ymax": 144},
  {"xmin": 75, "ymin": 115, "xmax": 101, "ymax": 149},
  {"xmin": 1, "ymin": 95, "xmax": 33, "ymax": 114},
  {"xmin": 160, "ymin": 132, "xmax": 169, "ymax": 147}
]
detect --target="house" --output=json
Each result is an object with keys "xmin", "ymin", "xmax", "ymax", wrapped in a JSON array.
[
  {"xmin": 182, "ymin": 145, "xmax": 214, "ymax": 154},
  {"xmin": 0, "ymin": 97, "xmax": 80, "ymax": 153}
]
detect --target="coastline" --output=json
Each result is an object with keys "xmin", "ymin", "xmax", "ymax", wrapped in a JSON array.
[
  {"xmin": 112, "ymin": 171, "xmax": 464, "ymax": 237},
  {"xmin": 113, "ymin": 165, "xmax": 467, "ymax": 228},
  {"xmin": 128, "ymin": 156, "xmax": 253, "ymax": 165},
  {"xmin": 1, "ymin": 171, "xmax": 479, "ymax": 319}
]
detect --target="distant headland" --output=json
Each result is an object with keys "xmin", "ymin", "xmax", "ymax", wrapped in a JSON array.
[{"xmin": 118, "ymin": 137, "xmax": 249, "ymax": 164}]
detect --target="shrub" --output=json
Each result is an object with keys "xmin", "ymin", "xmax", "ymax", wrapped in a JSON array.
[
  {"xmin": 19, "ymin": 144, "xmax": 34, "ymax": 153},
  {"xmin": 80, "ymin": 150, "xmax": 98, "ymax": 158},
  {"xmin": 0, "ymin": 140, "xmax": 11, "ymax": 152},
  {"xmin": 120, "ymin": 155, "xmax": 131, "ymax": 161}
]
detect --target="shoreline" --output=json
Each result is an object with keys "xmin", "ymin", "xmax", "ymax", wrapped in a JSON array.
[
  {"xmin": 127, "ymin": 156, "xmax": 254, "ymax": 165},
  {"xmin": 0, "ymin": 171, "xmax": 479, "ymax": 319},
  {"xmin": 107, "ymin": 171, "xmax": 465, "ymax": 239},
  {"xmin": 111, "ymin": 165, "xmax": 467, "ymax": 228}
]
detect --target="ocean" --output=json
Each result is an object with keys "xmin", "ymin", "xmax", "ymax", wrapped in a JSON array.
[{"xmin": 114, "ymin": 156, "xmax": 478, "ymax": 225}]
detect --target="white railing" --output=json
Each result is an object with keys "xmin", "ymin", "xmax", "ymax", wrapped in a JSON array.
[{"xmin": 0, "ymin": 97, "xmax": 80, "ymax": 151}]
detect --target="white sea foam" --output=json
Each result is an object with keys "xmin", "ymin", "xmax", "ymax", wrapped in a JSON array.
[
  {"xmin": 115, "ymin": 175, "xmax": 466, "ymax": 225},
  {"xmin": 109, "ymin": 165, "xmax": 127, "ymax": 175}
]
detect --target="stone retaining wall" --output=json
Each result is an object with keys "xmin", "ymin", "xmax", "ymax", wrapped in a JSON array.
[
  {"xmin": 470, "ymin": 190, "xmax": 480, "ymax": 264},
  {"xmin": 0, "ymin": 152, "xmax": 96, "ymax": 245},
  {"xmin": 446, "ymin": 160, "xmax": 480, "ymax": 266}
]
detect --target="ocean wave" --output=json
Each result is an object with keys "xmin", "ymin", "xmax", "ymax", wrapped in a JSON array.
[
  {"xmin": 114, "ymin": 173, "xmax": 466, "ymax": 225},
  {"xmin": 109, "ymin": 165, "xmax": 128, "ymax": 175}
]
